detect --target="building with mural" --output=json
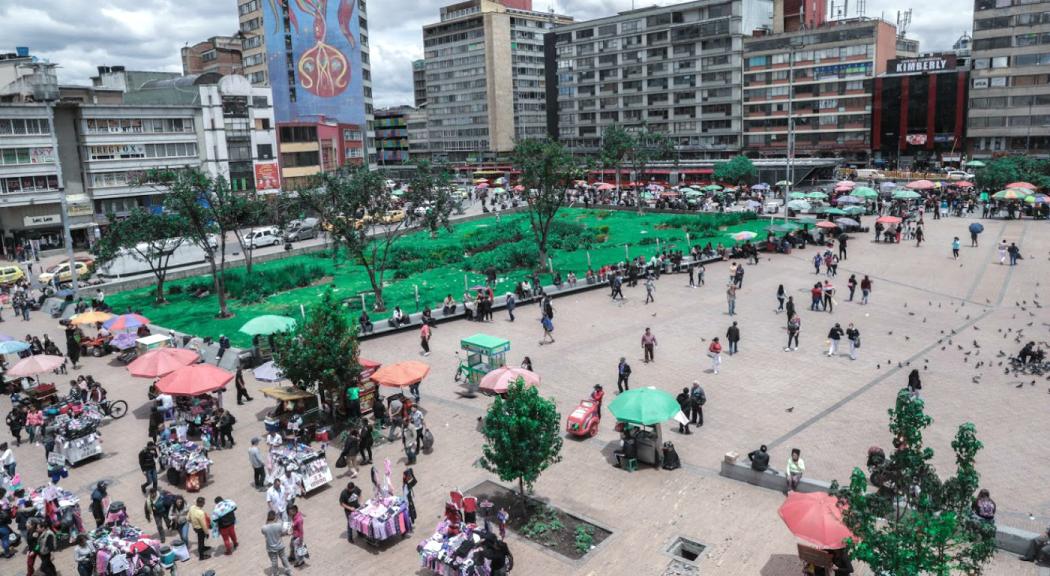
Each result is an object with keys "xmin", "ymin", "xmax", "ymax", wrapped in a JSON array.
[{"xmin": 263, "ymin": 0, "xmax": 375, "ymax": 189}]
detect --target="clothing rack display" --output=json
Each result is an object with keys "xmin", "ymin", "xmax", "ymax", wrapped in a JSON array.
[
  {"xmin": 270, "ymin": 443, "xmax": 332, "ymax": 494},
  {"xmin": 157, "ymin": 439, "xmax": 213, "ymax": 491},
  {"xmin": 29, "ymin": 483, "xmax": 85, "ymax": 541},
  {"xmin": 88, "ymin": 524, "xmax": 161, "ymax": 576},
  {"xmin": 350, "ymin": 495, "xmax": 413, "ymax": 544},
  {"xmin": 417, "ymin": 521, "xmax": 495, "ymax": 576},
  {"xmin": 51, "ymin": 407, "xmax": 104, "ymax": 465}
]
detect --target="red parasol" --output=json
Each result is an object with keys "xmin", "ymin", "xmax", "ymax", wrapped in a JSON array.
[
  {"xmin": 371, "ymin": 361, "xmax": 430, "ymax": 388},
  {"xmin": 8, "ymin": 355, "xmax": 66, "ymax": 378},
  {"xmin": 155, "ymin": 364, "xmax": 234, "ymax": 396},
  {"xmin": 778, "ymin": 492, "xmax": 854, "ymax": 549},
  {"xmin": 128, "ymin": 348, "xmax": 201, "ymax": 378},
  {"xmin": 479, "ymin": 367, "xmax": 540, "ymax": 394},
  {"xmin": 905, "ymin": 179, "xmax": 935, "ymax": 190},
  {"xmin": 815, "ymin": 221, "xmax": 838, "ymax": 229},
  {"xmin": 875, "ymin": 215, "xmax": 902, "ymax": 225}
]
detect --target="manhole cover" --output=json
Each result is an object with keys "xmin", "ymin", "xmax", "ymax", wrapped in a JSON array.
[
  {"xmin": 662, "ymin": 559, "xmax": 701, "ymax": 576},
  {"xmin": 666, "ymin": 536, "xmax": 706, "ymax": 564}
]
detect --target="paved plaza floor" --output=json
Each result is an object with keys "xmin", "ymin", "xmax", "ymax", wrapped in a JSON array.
[{"xmin": 2, "ymin": 212, "xmax": 1047, "ymax": 575}]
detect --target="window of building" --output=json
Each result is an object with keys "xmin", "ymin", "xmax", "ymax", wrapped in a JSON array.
[
  {"xmin": 0, "ymin": 118, "xmax": 51, "ymax": 135},
  {"xmin": 598, "ymin": 24, "xmax": 617, "ymax": 36}
]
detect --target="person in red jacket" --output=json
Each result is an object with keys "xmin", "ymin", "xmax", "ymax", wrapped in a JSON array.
[
  {"xmin": 708, "ymin": 338, "xmax": 722, "ymax": 375},
  {"xmin": 590, "ymin": 384, "xmax": 605, "ymax": 416}
]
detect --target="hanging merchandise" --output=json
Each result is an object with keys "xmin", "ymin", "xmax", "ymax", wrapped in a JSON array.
[{"xmin": 269, "ymin": 443, "xmax": 332, "ymax": 494}]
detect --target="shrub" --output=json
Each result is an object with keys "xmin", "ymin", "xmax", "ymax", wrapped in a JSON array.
[{"xmin": 167, "ymin": 285, "xmax": 183, "ymax": 295}]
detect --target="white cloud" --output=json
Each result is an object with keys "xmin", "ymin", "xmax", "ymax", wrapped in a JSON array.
[{"xmin": 4, "ymin": 0, "xmax": 972, "ymax": 108}]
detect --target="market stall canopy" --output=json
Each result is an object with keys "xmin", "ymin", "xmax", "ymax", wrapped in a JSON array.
[
  {"xmin": 128, "ymin": 347, "xmax": 200, "ymax": 378},
  {"xmin": 752, "ymin": 183, "xmax": 770, "ymax": 190},
  {"xmin": 702, "ymin": 184, "xmax": 723, "ymax": 192},
  {"xmin": 260, "ymin": 386, "xmax": 314, "ymax": 402},
  {"xmin": 8, "ymin": 355, "xmax": 66, "ymax": 378},
  {"xmin": 239, "ymin": 315, "xmax": 297, "ymax": 336},
  {"xmin": 0, "ymin": 340, "xmax": 30, "ymax": 355},
  {"xmin": 479, "ymin": 367, "xmax": 540, "ymax": 394},
  {"xmin": 103, "ymin": 313, "xmax": 150, "ymax": 331},
  {"xmin": 253, "ymin": 360, "xmax": 285, "ymax": 382},
  {"xmin": 786, "ymin": 200, "xmax": 811, "ymax": 212},
  {"xmin": 110, "ymin": 333, "xmax": 138, "ymax": 351},
  {"xmin": 834, "ymin": 217, "xmax": 860, "ymax": 228},
  {"xmin": 851, "ymin": 187, "xmax": 878, "ymax": 198},
  {"xmin": 876, "ymin": 215, "xmax": 903, "ymax": 225},
  {"xmin": 1025, "ymin": 194, "xmax": 1049, "ymax": 204},
  {"xmin": 460, "ymin": 333, "xmax": 511, "ymax": 353},
  {"xmin": 953, "ymin": 181, "xmax": 974, "ymax": 188},
  {"xmin": 841, "ymin": 206, "xmax": 866, "ymax": 215},
  {"xmin": 835, "ymin": 195, "xmax": 861, "ymax": 204},
  {"xmin": 595, "ymin": 183, "xmax": 615, "ymax": 191},
  {"xmin": 778, "ymin": 492, "xmax": 853, "ymax": 550},
  {"xmin": 905, "ymin": 179, "xmax": 935, "ymax": 190},
  {"xmin": 815, "ymin": 221, "xmax": 838, "ymax": 229},
  {"xmin": 372, "ymin": 361, "xmax": 431, "ymax": 388},
  {"xmin": 796, "ymin": 216, "xmax": 818, "ymax": 225},
  {"xmin": 805, "ymin": 192, "xmax": 828, "ymax": 200},
  {"xmin": 835, "ymin": 181, "xmax": 856, "ymax": 188},
  {"xmin": 822, "ymin": 207, "xmax": 848, "ymax": 215},
  {"xmin": 892, "ymin": 189, "xmax": 922, "ymax": 200},
  {"xmin": 993, "ymin": 188, "xmax": 1027, "ymax": 200},
  {"xmin": 1005, "ymin": 181, "xmax": 1037, "ymax": 190},
  {"xmin": 71, "ymin": 310, "xmax": 114, "ymax": 326},
  {"xmin": 767, "ymin": 222, "xmax": 801, "ymax": 233},
  {"xmin": 475, "ymin": 182, "xmax": 489, "ymax": 189},
  {"xmin": 608, "ymin": 386, "xmax": 681, "ymax": 426},
  {"xmin": 788, "ymin": 192, "xmax": 808, "ymax": 200},
  {"xmin": 775, "ymin": 180, "xmax": 792, "ymax": 186},
  {"xmin": 155, "ymin": 364, "xmax": 234, "ymax": 396}
]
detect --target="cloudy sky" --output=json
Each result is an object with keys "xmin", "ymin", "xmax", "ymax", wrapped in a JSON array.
[{"xmin": 3, "ymin": 0, "xmax": 972, "ymax": 108}]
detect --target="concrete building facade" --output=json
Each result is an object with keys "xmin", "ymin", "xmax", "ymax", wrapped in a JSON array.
[
  {"xmin": 742, "ymin": 18, "xmax": 901, "ymax": 162},
  {"xmin": 422, "ymin": 0, "xmax": 572, "ymax": 163},
  {"xmin": 238, "ymin": 0, "xmax": 269, "ymax": 86},
  {"xmin": 181, "ymin": 36, "xmax": 245, "ymax": 77},
  {"xmin": 968, "ymin": 0, "xmax": 1050, "ymax": 158},
  {"xmin": 375, "ymin": 106, "xmax": 412, "ymax": 166},
  {"xmin": 413, "ymin": 59, "xmax": 428, "ymax": 107},
  {"xmin": 547, "ymin": 0, "xmax": 772, "ymax": 160}
]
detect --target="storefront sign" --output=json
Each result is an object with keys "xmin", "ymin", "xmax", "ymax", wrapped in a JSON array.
[
  {"xmin": 906, "ymin": 134, "xmax": 928, "ymax": 145},
  {"xmin": 889, "ymin": 55, "xmax": 957, "ymax": 74},
  {"xmin": 23, "ymin": 214, "xmax": 61, "ymax": 227},
  {"xmin": 254, "ymin": 161, "xmax": 281, "ymax": 191}
]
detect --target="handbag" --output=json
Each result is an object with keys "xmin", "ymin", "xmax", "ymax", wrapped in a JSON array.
[
  {"xmin": 294, "ymin": 542, "xmax": 310, "ymax": 559},
  {"xmin": 334, "ymin": 454, "xmax": 347, "ymax": 469}
]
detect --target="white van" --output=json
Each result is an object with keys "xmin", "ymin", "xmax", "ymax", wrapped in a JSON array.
[
  {"xmin": 855, "ymin": 169, "xmax": 885, "ymax": 180},
  {"xmin": 242, "ymin": 227, "xmax": 281, "ymax": 249}
]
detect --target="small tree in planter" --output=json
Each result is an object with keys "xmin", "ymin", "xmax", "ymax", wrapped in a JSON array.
[
  {"xmin": 479, "ymin": 378, "xmax": 563, "ymax": 508},
  {"xmin": 273, "ymin": 289, "xmax": 361, "ymax": 420},
  {"xmin": 831, "ymin": 389, "xmax": 996, "ymax": 576}
]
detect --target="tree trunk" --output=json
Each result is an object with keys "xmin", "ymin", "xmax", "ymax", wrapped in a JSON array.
[
  {"xmin": 154, "ymin": 274, "xmax": 167, "ymax": 304},
  {"xmin": 518, "ymin": 476, "xmax": 527, "ymax": 511},
  {"xmin": 364, "ymin": 266, "xmax": 386, "ymax": 312}
]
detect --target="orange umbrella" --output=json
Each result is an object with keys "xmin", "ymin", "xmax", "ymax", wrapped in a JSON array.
[
  {"xmin": 128, "ymin": 348, "xmax": 201, "ymax": 378},
  {"xmin": 371, "ymin": 361, "xmax": 430, "ymax": 388},
  {"xmin": 71, "ymin": 310, "xmax": 114, "ymax": 326},
  {"xmin": 155, "ymin": 364, "xmax": 234, "ymax": 396},
  {"xmin": 778, "ymin": 492, "xmax": 854, "ymax": 549}
]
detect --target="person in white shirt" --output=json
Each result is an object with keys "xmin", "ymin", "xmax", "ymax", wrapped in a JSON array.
[
  {"xmin": 0, "ymin": 442, "xmax": 15, "ymax": 476},
  {"xmin": 266, "ymin": 478, "xmax": 290, "ymax": 521}
]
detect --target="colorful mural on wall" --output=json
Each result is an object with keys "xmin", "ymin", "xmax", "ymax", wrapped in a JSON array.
[{"xmin": 265, "ymin": 0, "xmax": 366, "ymax": 126}]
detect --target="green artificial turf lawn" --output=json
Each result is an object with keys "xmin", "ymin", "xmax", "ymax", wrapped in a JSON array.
[{"xmin": 107, "ymin": 208, "xmax": 774, "ymax": 347}]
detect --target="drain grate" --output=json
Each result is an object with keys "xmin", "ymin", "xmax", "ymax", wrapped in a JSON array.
[{"xmin": 666, "ymin": 536, "xmax": 706, "ymax": 563}]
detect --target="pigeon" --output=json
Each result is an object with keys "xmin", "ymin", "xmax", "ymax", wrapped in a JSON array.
[
  {"xmin": 973, "ymin": 340, "xmax": 980, "ymax": 348},
  {"xmin": 922, "ymin": 317, "xmax": 927, "ymax": 323},
  {"xmin": 905, "ymin": 336, "xmax": 911, "ymax": 341},
  {"xmin": 876, "ymin": 364, "xmax": 881, "ymax": 369},
  {"xmin": 1016, "ymin": 383, "xmax": 1024, "ymax": 388},
  {"xmin": 785, "ymin": 407, "xmax": 794, "ymax": 413},
  {"xmin": 888, "ymin": 331, "xmax": 894, "ymax": 336}
]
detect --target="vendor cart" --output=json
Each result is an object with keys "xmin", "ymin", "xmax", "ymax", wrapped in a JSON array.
[
  {"xmin": 566, "ymin": 399, "xmax": 600, "ymax": 438},
  {"xmin": 157, "ymin": 440, "xmax": 212, "ymax": 491},
  {"xmin": 136, "ymin": 334, "xmax": 169, "ymax": 354},
  {"xmin": 53, "ymin": 412, "xmax": 103, "ymax": 465},
  {"xmin": 269, "ymin": 443, "xmax": 332, "ymax": 495},
  {"xmin": 455, "ymin": 334, "xmax": 511, "ymax": 396},
  {"xmin": 351, "ymin": 496, "xmax": 413, "ymax": 546}
]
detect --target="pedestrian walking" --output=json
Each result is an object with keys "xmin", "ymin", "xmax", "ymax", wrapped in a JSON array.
[
  {"xmin": 37, "ymin": 523, "xmax": 57, "ymax": 576},
  {"xmin": 610, "ymin": 273, "xmax": 624, "ymax": 300},
  {"xmin": 837, "ymin": 234, "xmax": 848, "ymax": 260},
  {"xmin": 970, "ymin": 229, "xmax": 979, "ymax": 247},
  {"xmin": 915, "ymin": 224, "xmax": 925, "ymax": 246},
  {"xmin": 785, "ymin": 314, "xmax": 800, "ymax": 351},
  {"xmin": 733, "ymin": 264, "xmax": 744, "ymax": 288},
  {"xmin": 688, "ymin": 263, "xmax": 695, "ymax": 287},
  {"xmin": 1008, "ymin": 242, "xmax": 1021, "ymax": 266},
  {"xmin": 267, "ymin": 478, "xmax": 291, "ymax": 521},
  {"xmin": 616, "ymin": 357, "xmax": 631, "ymax": 393},
  {"xmin": 641, "ymin": 327, "xmax": 657, "ymax": 363},
  {"xmin": 212, "ymin": 496, "xmax": 239, "ymax": 555},
  {"xmin": 644, "ymin": 275, "xmax": 655, "ymax": 304},
  {"xmin": 172, "ymin": 495, "xmax": 190, "ymax": 545},
  {"xmin": 144, "ymin": 488, "xmax": 170, "ymax": 543},
  {"xmin": 249, "ymin": 437, "xmax": 266, "ymax": 489},
  {"xmin": 812, "ymin": 252, "xmax": 822, "ymax": 275},
  {"xmin": 846, "ymin": 323, "xmax": 860, "ymax": 361},
  {"xmin": 505, "ymin": 293, "xmax": 516, "ymax": 322},
  {"xmin": 997, "ymin": 239, "xmax": 1008, "ymax": 265},
  {"xmin": 822, "ymin": 280, "xmax": 835, "ymax": 313},
  {"xmin": 776, "ymin": 284, "xmax": 786, "ymax": 313},
  {"xmin": 951, "ymin": 237, "xmax": 961, "ymax": 260},
  {"xmin": 235, "ymin": 367, "xmax": 253, "ymax": 405},
  {"xmin": 708, "ymin": 338, "xmax": 722, "ymax": 374},
  {"xmin": 810, "ymin": 283, "xmax": 823, "ymax": 311},
  {"xmin": 847, "ymin": 274, "xmax": 857, "ymax": 302},
  {"xmin": 261, "ymin": 511, "xmax": 292, "ymax": 576},
  {"xmin": 697, "ymin": 263, "xmax": 705, "ymax": 286},
  {"xmin": 726, "ymin": 322, "xmax": 740, "ymax": 355},
  {"xmin": 359, "ymin": 421, "xmax": 374, "ymax": 465},
  {"xmin": 420, "ymin": 323, "xmax": 431, "ymax": 356},
  {"xmin": 860, "ymin": 275, "xmax": 872, "ymax": 305},
  {"xmin": 827, "ymin": 323, "xmax": 844, "ymax": 357},
  {"xmin": 73, "ymin": 535, "xmax": 95, "ymax": 576},
  {"xmin": 189, "ymin": 496, "xmax": 212, "ymax": 560},
  {"xmin": 675, "ymin": 388, "xmax": 692, "ymax": 434},
  {"xmin": 288, "ymin": 504, "xmax": 306, "ymax": 567},
  {"xmin": 138, "ymin": 441, "xmax": 159, "ymax": 494},
  {"xmin": 785, "ymin": 296, "xmax": 796, "ymax": 325},
  {"xmin": 726, "ymin": 283, "xmax": 737, "ymax": 316},
  {"xmin": 539, "ymin": 313, "xmax": 555, "ymax": 345},
  {"xmin": 90, "ymin": 481, "xmax": 108, "ymax": 528},
  {"xmin": 689, "ymin": 381, "xmax": 705, "ymax": 427}
]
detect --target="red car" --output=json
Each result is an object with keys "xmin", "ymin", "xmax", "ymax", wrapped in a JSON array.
[{"xmin": 566, "ymin": 399, "xmax": 600, "ymax": 438}]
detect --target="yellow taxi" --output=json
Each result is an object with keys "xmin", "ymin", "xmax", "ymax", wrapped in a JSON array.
[
  {"xmin": 0, "ymin": 265, "xmax": 25, "ymax": 285},
  {"xmin": 38, "ymin": 261, "xmax": 91, "ymax": 284}
]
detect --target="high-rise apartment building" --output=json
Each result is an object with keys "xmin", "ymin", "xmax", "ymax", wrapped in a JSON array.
[
  {"xmin": 181, "ymin": 36, "xmax": 244, "ymax": 77},
  {"xmin": 423, "ymin": 0, "xmax": 572, "ymax": 163},
  {"xmin": 969, "ymin": 0, "xmax": 1050, "ymax": 157},
  {"xmin": 547, "ymin": 0, "xmax": 772, "ymax": 160},
  {"xmin": 375, "ymin": 106, "xmax": 412, "ymax": 166},
  {"xmin": 742, "ymin": 18, "xmax": 900, "ymax": 162},
  {"xmin": 260, "ymin": 0, "xmax": 376, "ymax": 188},
  {"xmin": 413, "ymin": 59, "xmax": 427, "ymax": 107},
  {"xmin": 238, "ymin": 0, "xmax": 269, "ymax": 86}
]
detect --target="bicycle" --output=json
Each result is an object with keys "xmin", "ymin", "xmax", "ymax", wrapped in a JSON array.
[{"xmin": 97, "ymin": 398, "xmax": 128, "ymax": 420}]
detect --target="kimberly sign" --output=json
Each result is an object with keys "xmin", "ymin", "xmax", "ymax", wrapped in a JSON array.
[{"xmin": 889, "ymin": 55, "xmax": 957, "ymax": 74}]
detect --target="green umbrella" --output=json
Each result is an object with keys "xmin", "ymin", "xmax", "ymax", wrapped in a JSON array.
[
  {"xmin": 390, "ymin": 189, "xmax": 406, "ymax": 197},
  {"xmin": 608, "ymin": 387, "xmax": 682, "ymax": 426},
  {"xmin": 797, "ymin": 216, "xmax": 818, "ymax": 225},
  {"xmin": 702, "ymin": 184, "xmax": 723, "ymax": 192},
  {"xmin": 842, "ymin": 206, "xmax": 866, "ymax": 215},
  {"xmin": 993, "ymin": 188, "xmax": 1026, "ymax": 200},
  {"xmin": 852, "ymin": 187, "xmax": 878, "ymax": 198},
  {"xmin": 789, "ymin": 192, "xmax": 808, "ymax": 199},
  {"xmin": 893, "ymin": 189, "xmax": 922, "ymax": 200},
  {"xmin": 823, "ymin": 207, "xmax": 848, "ymax": 215},
  {"xmin": 964, "ymin": 160, "xmax": 986, "ymax": 168},
  {"xmin": 684, "ymin": 190, "xmax": 704, "ymax": 198},
  {"xmin": 239, "ymin": 315, "xmax": 297, "ymax": 336},
  {"xmin": 806, "ymin": 191, "xmax": 829, "ymax": 200}
]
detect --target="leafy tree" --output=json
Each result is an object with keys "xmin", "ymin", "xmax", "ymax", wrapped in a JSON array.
[
  {"xmin": 273, "ymin": 289, "xmax": 361, "ymax": 419},
  {"xmin": 714, "ymin": 155, "xmax": 757, "ymax": 186},
  {"xmin": 599, "ymin": 124, "xmax": 633, "ymax": 193},
  {"xmin": 299, "ymin": 166, "xmax": 407, "ymax": 311},
  {"xmin": 94, "ymin": 209, "xmax": 190, "ymax": 303},
  {"xmin": 406, "ymin": 160, "xmax": 458, "ymax": 238},
  {"xmin": 831, "ymin": 389, "xmax": 995, "ymax": 576},
  {"xmin": 512, "ymin": 138, "xmax": 581, "ymax": 268},
  {"xmin": 154, "ymin": 169, "xmax": 235, "ymax": 317},
  {"xmin": 224, "ymin": 192, "xmax": 271, "ymax": 275},
  {"xmin": 479, "ymin": 378, "xmax": 563, "ymax": 507},
  {"xmin": 626, "ymin": 126, "xmax": 674, "ymax": 191}
]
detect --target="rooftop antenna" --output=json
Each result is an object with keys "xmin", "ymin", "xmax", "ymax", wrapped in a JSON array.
[
  {"xmin": 858, "ymin": 0, "xmax": 866, "ymax": 18},
  {"xmin": 896, "ymin": 9, "xmax": 912, "ymax": 38}
]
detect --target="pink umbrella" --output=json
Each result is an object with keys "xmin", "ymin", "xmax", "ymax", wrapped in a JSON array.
[
  {"xmin": 596, "ymin": 183, "xmax": 615, "ymax": 191},
  {"xmin": 815, "ymin": 221, "xmax": 838, "ymax": 229},
  {"xmin": 953, "ymin": 181, "xmax": 974, "ymax": 188},
  {"xmin": 834, "ymin": 186, "xmax": 852, "ymax": 193},
  {"xmin": 479, "ymin": 367, "xmax": 540, "ymax": 394},
  {"xmin": 155, "ymin": 364, "xmax": 234, "ymax": 396},
  {"xmin": 7, "ymin": 355, "xmax": 66, "ymax": 378},
  {"xmin": 1005, "ymin": 181, "xmax": 1037, "ymax": 190},
  {"xmin": 128, "ymin": 348, "xmax": 201, "ymax": 378},
  {"xmin": 476, "ymin": 182, "xmax": 489, "ymax": 189},
  {"xmin": 906, "ymin": 179, "xmax": 935, "ymax": 190},
  {"xmin": 835, "ymin": 181, "xmax": 856, "ymax": 188}
]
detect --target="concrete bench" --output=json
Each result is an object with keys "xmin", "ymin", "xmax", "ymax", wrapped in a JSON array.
[{"xmin": 718, "ymin": 455, "xmax": 1039, "ymax": 556}]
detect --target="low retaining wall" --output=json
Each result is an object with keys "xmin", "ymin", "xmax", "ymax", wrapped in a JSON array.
[{"xmin": 718, "ymin": 456, "xmax": 1037, "ymax": 556}]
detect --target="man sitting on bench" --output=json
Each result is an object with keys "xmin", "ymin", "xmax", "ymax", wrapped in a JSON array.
[
  {"xmin": 358, "ymin": 311, "xmax": 373, "ymax": 334},
  {"xmin": 442, "ymin": 294, "xmax": 457, "ymax": 316},
  {"xmin": 388, "ymin": 306, "xmax": 410, "ymax": 328}
]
